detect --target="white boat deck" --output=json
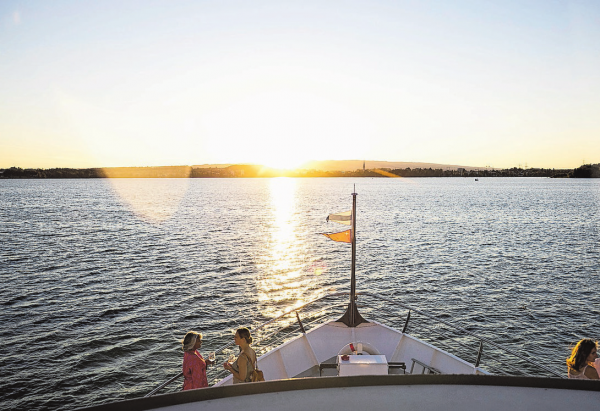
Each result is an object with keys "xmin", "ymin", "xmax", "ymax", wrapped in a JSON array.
[{"xmin": 215, "ymin": 319, "xmax": 484, "ymax": 386}]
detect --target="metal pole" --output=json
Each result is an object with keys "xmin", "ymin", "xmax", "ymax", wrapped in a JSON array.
[
  {"xmin": 402, "ymin": 310, "xmax": 411, "ymax": 333},
  {"xmin": 145, "ymin": 372, "xmax": 183, "ymax": 397},
  {"xmin": 350, "ymin": 191, "xmax": 357, "ymax": 325},
  {"xmin": 295, "ymin": 311, "xmax": 306, "ymax": 334},
  {"xmin": 475, "ymin": 341, "xmax": 484, "ymax": 367},
  {"xmin": 335, "ymin": 191, "xmax": 366, "ymax": 328}
]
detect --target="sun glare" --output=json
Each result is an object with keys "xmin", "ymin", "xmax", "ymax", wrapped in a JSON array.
[
  {"xmin": 202, "ymin": 87, "xmax": 372, "ymax": 170},
  {"xmin": 260, "ymin": 155, "xmax": 308, "ymax": 171}
]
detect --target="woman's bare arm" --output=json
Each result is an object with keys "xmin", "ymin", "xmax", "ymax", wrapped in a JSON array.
[{"xmin": 238, "ymin": 353, "xmax": 248, "ymax": 380}]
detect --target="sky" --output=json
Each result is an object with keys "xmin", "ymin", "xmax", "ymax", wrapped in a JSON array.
[{"xmin": 1, "ymin": 0, "xmax": 599, "ymax": 170}]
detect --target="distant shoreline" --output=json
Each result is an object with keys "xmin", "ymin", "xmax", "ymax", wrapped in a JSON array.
[{"xmin": 2, "ymin": 164, "xmax": 598, "ymax": 178}]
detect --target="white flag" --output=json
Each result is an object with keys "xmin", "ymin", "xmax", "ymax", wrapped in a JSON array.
[{"xmin": 326, "ymin": 210, "xmax": 352, "ymax": 225}]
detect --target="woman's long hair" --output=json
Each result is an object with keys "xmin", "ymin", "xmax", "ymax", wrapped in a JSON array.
[{"xmin": 566, "ymin": 339, "xmax": 597, "ymax": 371}]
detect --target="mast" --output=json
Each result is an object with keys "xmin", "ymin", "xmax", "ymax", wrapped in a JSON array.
[
  {"xmin": 337, "ymin": 187, "xmax": 367, "ymax": 327},
  {"xmin": 350, "ymin": 190, "xmax": 357, "ymax": 324}
]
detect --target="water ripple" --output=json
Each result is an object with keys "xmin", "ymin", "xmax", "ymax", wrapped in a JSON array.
[{"xmin": 1, "ymin": 178, "xmax": 599, "ymax": 410}]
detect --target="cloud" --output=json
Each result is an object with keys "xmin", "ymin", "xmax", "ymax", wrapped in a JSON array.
[{"xmin": 13, "ymin": 11, "xmax": 21, "ymax": 25}]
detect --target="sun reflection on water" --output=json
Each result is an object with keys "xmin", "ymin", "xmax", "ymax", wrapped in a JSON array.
[{"xmin": 255, "ymin": 178, "xmax": 323, "ymax": 325}]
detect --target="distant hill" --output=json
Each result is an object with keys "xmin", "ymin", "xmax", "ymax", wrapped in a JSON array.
[
  {"xmin": 191, "ymin": 164, "xmax": 237, "ymax": 168},
  {"xmin": 191, "ymin": 161, "xmax": 489, "ymax": 171},
  {"xmin": 298, "ymin": 160, "xmax": 487, "ymax": 172}
]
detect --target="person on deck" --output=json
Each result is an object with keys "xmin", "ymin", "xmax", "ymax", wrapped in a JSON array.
[
  {"xmin": 223, "ymin": 328, "xmax": 257, "ymax": 383},
  {"xmin": 566, "ymin": 338, "xmax": 599, "ymax": 379},
  {"xmin": 182, "ymin": 331, "xmax": 211, "ymax": 390}
]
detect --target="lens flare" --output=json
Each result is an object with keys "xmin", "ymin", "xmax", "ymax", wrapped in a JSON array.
[{"xmin": 105, "ymin": 177, "xmax": 190, "ymax": 224}]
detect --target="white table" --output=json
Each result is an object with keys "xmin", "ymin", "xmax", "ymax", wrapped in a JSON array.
[{"xmin": 337, "ymin": 354, "xmax": 388, "ymax": 376}]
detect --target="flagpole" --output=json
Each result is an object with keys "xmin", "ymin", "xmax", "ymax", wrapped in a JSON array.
[
  {"xmin": 350, "ymin": 189, "xmax": 357, "ymax": 325},
  {"xmin": 334, "ymin": 188, "xmax": 367, "ymax": 327}
]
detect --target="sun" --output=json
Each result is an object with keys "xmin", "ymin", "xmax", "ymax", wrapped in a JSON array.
[
  {"xmin": 203, "ymin": 88, "xmax": 343, "ymax": 171},
  {"xmin": 260, "ymin": 154, "xmax": 309, "ymax": 170}
]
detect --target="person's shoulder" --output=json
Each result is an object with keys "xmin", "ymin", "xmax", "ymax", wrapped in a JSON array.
[
  {"xmin": 568, "ymin": 366, "xmax": 582, "ymax": 376},
  {"xmin": 185, "ymin": 350, "xmax": 202, "ymax": 361},
  {"xmin": 584, "ymin": 364, "xmax": 599, "ymax": 379},
  {"xmin": 241, "ymin": 349, "xmax": 255, "ymax": 361},
  {"xmin": 182, "ymin": 351, "xmax": 193, "ymax": 362}
]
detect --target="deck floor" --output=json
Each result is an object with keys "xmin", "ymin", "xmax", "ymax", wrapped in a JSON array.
[{"xmin": 293, "ymin": 356, "xmax": 408, "ymax": 378}]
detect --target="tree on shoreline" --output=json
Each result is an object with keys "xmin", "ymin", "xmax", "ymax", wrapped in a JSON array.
[
  {"xmin": 572, "ymin": 164, "xmax": 600, "ymax": 178},
  {"xmin": 0, "ymin": 165, "xmax": 594, "ymax": 179}
]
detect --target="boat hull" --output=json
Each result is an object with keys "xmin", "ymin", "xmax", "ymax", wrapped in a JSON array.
[{"xmin": 78, "ymin": 375, "xmax": 600, "ymax": 411}]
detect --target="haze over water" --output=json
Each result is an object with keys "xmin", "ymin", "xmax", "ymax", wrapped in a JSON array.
[{"xmin": 1, "ymin": 177, "xmax": 599, "ymax": 410}]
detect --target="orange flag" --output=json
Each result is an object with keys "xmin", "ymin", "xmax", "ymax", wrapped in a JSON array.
[{"xmin": 322, "ymin": 229, "xmax": 351, "ymax": 243}]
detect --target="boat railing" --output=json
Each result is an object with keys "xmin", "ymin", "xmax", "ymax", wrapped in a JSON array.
[
  {"xmin": 145, "ymin": 293, "xmax": 348, "ymax": 397},
  {"xmin": 146, "ymin": 291, "xmax": 564, "ymax": 397},
  {"xmin": 358, "ymin": 292, "xmax": 565, "ymax": 379}
]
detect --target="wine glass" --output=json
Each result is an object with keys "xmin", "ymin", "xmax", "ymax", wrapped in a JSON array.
[
  {"xmin": 228, "ymin": 354, "xmax": 235, "ymax": 364},
  {"xmin": 208, "ymin": 352, "xmax": 215, "ymax": 364}
]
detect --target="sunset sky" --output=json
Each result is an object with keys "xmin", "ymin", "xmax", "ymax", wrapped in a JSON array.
[{"xmin": 1, "ymin": 0, "xmax": 599, "ymax": 170}]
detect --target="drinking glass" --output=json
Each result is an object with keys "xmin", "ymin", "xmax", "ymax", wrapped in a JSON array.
[
  {"xmin": 228, "ymin": 354, "xmax": 235, "ymax": 364},
  {"xmin": 209, "ymin": 352, "xmax": 215, "ymax": 363}
]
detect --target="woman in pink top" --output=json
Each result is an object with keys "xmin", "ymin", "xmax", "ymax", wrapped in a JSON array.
[
  {"xmin": 181, "ymin": 331, "xmax": 211, "ymax": 390},
  {"xmin": 566, "ymin": 339, "xmax": 599, "ymax": 379}
]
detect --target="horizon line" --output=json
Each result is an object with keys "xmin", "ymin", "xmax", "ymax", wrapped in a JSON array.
[{"xmin": 2, "ymin": 159, "xmax": 590, "ymax": 171}]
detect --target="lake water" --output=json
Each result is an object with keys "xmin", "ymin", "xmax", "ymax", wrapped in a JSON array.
[{"xmin": 1, "ymin": 177, "xmax": 599, "ymax": 410}]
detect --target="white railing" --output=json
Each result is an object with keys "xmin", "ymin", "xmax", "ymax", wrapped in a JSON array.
[
  {"xmin": 358, "ymin": 292, "xmax": 565, "ymax": 378},
  {"xmin": 145, "ymin": 293, "xmax": 347, "ymax": 396}
]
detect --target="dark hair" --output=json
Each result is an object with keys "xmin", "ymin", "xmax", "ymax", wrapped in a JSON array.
[
  {"xmin": 236, "ymin": 328, "xmax": 253, "ymax": 344},
  {"xmin": 566, "ymin": 339, "xmax": 597, "ymax": 371}
]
